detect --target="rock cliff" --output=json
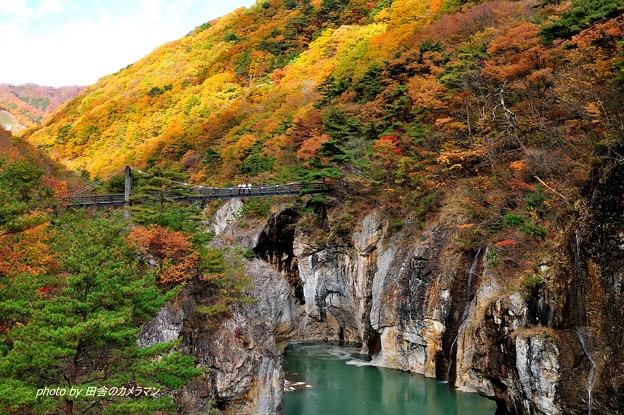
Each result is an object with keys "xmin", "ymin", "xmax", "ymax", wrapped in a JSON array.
[
  {"xmin": 138, "ymin": 201, "xmax": 295, "ymax": 414},
  {"xmin": 140, "ymin": 159, "xmax": 624, "ymax": 414},
  {"xmin": 254, "ymin": 164, "xmax": 624, "ymax": 415}
]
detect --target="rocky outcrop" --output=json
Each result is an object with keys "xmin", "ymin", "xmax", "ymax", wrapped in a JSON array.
[
  {"xmin": 210, "ymin": 199, "xmax": 243, "ymax": 236},
  {"xmin": 291, "ymin": 210, "xmax": 474, "ymax": 380},
  {"xmin": 254, "ymin": 208, "xmax": 303, "ymax": 306},
  {"xmin": 368, "ymin": 228, "xmax": 456, "ymax": 379},
  {"xmin": 138, "ymin": 306, "xmax": 184, "ymax": 348},
  {"xmin": 293, "ymin": 211, "xmax": 384, "ymax": 344},
  {"xmin": 207, "ymin": 199, "xmax": 266, "ymax": 250},
  {"xmin": 514, "ymin": 335, "xmax": 560, "ymax": 415},
  {"xmin": 555, "ymin": 159, "xmax": 624, "ymax": 415},
  {"xmin": 139, "ymin": 205, "xmax": 298, "ymax": 415},
  {"xmin": 184, "ymin": 259, "xmax": 294, "ymax": 414}
]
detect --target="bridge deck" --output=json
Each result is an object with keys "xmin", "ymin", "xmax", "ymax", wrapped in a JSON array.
[{"xmin": 63, "ymin": 182, "xmax": 328, "ymax": 208}]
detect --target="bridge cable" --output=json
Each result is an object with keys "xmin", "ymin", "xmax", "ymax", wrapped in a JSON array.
[{"xmin": 68, "ymin": 166, "xmax": 127, "ymax": 197}]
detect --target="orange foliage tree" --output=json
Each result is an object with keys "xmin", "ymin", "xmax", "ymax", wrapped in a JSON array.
[
  {"xmin": 127, "ymin": 226, "xmax": 199, "ymax": 284},
  {"xmin": 0, "ymin": 221, "xmax": 55, "ymax": 278},
  {"xmin": 482, "ymin": 21, "xmax": 555, "ymax": 88},
  {"xmin": 297, "ymin": 133, "xmax": 330, "ymax": 161}
]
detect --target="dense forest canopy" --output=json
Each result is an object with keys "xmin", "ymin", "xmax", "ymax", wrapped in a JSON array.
[{"xmin": 20, "ymin": 0, "xmax": 623, "ymax": 208}]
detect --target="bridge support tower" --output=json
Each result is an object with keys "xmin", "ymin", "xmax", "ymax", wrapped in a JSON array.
[{"xmin": 124, "ymin": 166, "xmax": 131, "ymax": 218}]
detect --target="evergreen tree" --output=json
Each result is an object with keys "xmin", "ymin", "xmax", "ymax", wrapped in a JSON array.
[
  {"xmin": 0, "ymin": 157, "xmax": 51, "ymax": 234},
  {"xmin": 129, "ymin": 167, "xmax": 203, "ymax": 234},
  {"xmin": 0, "ymin": 213, "xmax": 201, "ymax": 415},
  {"xmin": 539, "ymin": 0, "xmax": 624, "ymax": 43}
]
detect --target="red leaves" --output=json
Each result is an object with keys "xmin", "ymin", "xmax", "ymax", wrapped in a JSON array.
[
  {"xmin": 37, "ymin": 286, "xmax": 53, "ymax": 298},
  {"xmin": 380, "ymin": 134, "xmax": 398, "ymax": 143},
  {"xmin": 482, "ymin": 21, "xmax": 561, "ymax": 89},
  {"xmin": 127, "ymin": 226, "xmax": 199, "ymax": 284},
  {"xmin": 373, "ymin": 137, "xmax": 402, "ymax": 165},
  {"xmin": 297, "ymin": 134, "xmax": 330, "ymax": 160},
  {"xmin": 380, "ymin": 135, "xmax": 402, "ymax": 154},
  {"xmin": 495, "ymin": 239, "xmax": 516, "ymax": 248}
]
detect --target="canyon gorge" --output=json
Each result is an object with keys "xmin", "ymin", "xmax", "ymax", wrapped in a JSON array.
[{"xmin": 138, "ymin": 158, "xmax": 624, "ymax": 415}]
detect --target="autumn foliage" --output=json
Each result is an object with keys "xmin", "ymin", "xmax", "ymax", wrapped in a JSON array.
[
  {"xmin": 0, "ymin": 84, "xmax": 83, "ymax": 129},
  {"xmin": 0, "ymin": 221, "xmax": 55, "ymax": 277},
  {"xmin": 127, "ymin": 226, "xmax": 199, "ymax": 284},
  {"xmin": 12, "ymin": 0, "xmax": 624, "ymax": 243},
  {"xmin": 0, "ymin": 144, "xmax": 64, "ymax": 280},
  {"xmin": 1, "ymin": 2, "xmax": 624, "ymax": 410}
]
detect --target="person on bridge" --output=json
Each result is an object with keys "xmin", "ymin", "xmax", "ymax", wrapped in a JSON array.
[
  {"xmin": 237, "ymin": 183, "xmax": 243, "ymax": 195},
  {"xmin": 246, "ymin": 183, "xmax": 251, "ymax": 194}
]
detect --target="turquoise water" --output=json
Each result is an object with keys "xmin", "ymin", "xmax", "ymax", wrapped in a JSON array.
[{"xmin": 282, "ymin": 343, "xmax": 497, "ymax": 415}]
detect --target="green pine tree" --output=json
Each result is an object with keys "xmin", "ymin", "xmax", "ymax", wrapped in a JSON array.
[
  {"xmin": 0, "ymin": 157, "xmax": 56, "ymax": 339},
  {"xmin": 0, "ymin": 212, "xmax": 201, "ymax": 415},
  {"xmin": 539, "ymin": 0, "xmax": 624, "ymax": 43},
  {"xmin": 128, "ymin": 166, "xmax": 204, "ymax": 234}
]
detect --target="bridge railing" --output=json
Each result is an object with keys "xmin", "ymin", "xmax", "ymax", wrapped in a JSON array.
[
  {"xmin": 184, "ymin": 182, "xmax": 327, "ymax": 199},
  {"xmin": 63, "ymin": 193, "xmax": 126, "ymax": 207},
  {"xmin": 62, "ymin": 182, "xmax": 329, "ymax": 207}
]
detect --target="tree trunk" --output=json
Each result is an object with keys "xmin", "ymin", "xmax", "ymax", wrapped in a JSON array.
[
  {"xmin": 64, "ymin": 399, "xmax": 73, "ymax": 415},
  {"xmin": 65, "ymin": 353, "xmax": 78, "ymax": 415}
]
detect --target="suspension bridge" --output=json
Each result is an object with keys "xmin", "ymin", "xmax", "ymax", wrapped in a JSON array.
[{"xmin": 62, "ymin": 166, "xmax": 330, "ymax": 208}]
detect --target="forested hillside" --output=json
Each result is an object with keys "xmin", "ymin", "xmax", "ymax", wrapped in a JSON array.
[
  {"xmin": 0, "ymin": 84, "xmax": 83, "ymax": 131},
  {"xmin": 25, "ymin": 0, "xmax": 623, "ymax": 193}
]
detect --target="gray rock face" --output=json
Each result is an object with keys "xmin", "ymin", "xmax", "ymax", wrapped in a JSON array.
[
  {"xmin": 294, "ymin": 216, "xmax": 458, "ymax": 378},
  {"xmin": 296, "ymin": 246, "xmax": 361, "ymax": 341},
  {"xmin": 368, "ymin": 227, "xmax": 461, "ymax": 378},
  {"xmin": 369, "ymin": 244, "xmax": 398, "ymax": 332},
  {"xmin": 137, "ymin": 306, "xmax": 184, "ymax": 348},
  {"xmin": 210, "ymin": 199, "xmax": 243, "ymax": 236},
  {"xmin": 181, "ymin": 258, "xmax": 295, "ymax": 415},
  {"xmin": 293, "ymin": 211, "xmax": 385, "ymax": 343},
  {"xmin": 515, "ymin": 335, "xmax": 560, "ymax": 415}
]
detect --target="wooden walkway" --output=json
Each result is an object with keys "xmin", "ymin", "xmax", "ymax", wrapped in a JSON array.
[{"xmin": 63, "ymin": 182, "xmax": 329, "ymax": 208}]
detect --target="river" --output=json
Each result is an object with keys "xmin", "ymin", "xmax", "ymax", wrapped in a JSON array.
[{"xmin": 283, "ymin": 343, "xmax": 497, "ymax": 415}]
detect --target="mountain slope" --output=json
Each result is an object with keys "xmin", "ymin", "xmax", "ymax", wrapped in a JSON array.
[
  {"xmin": 24, "ymin": 0, "xmax": 623, "ymax": 190},
  {"xmin": 23, "ymin": 0, "xmax": 456, "ymax": 178},
  {"xmin": 0, "ymin": 83, "xmax": 83, "ymax": 131}
]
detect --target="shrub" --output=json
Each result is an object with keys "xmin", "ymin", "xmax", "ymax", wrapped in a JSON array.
[
  {"xmin": 241, "ymin": 198, "xmax": 272, "ymax": 218},
  {"xmin": 525, "ymin": 185, "xmax": 548, "ymax": 215},
  {"xmin": 485, "ymin": 248, "xmax": 501, "ymax": 268},
  {"xmin": 520, "ymin": 223, "xmax": 547, "ymax": 237},
  {"xmin": 127, "ymin": 226, "xmax": 199, "ymax": 284},
  {"xmin": 242, "ymin": 248, "xmax": 256, "ymax": 260},
  {"xmin": 503, "ymin": 213, "xmax": 526, "ymax": 227},
  {"xmin": 494, "ymin": 239, "xmax": 516, "ymax": 248},
  {"xmin": 524, "ymin": 275, "xmax": 544, "ymax": 288}
]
